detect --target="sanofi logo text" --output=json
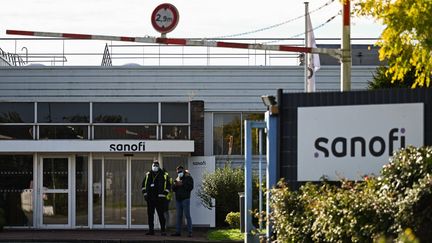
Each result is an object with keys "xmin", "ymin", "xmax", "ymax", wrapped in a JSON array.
[
  {"xmin": 314, "ymin": 128, "xmax": 406, "ymax": 158},
  {"xmin": 109, "ymin": 142, "xmax": 146, "ymax": 152},
  {"xmin": 192, "ymin": 161, "xmax": 206, "ymax": 166}
]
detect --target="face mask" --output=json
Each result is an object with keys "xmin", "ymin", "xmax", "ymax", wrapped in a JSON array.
[
  {"xmin": 152, "ymin": 166, "xmax": 159, "ymax": 172},
  {"xmin": 178, "ymin": 172, "xmax": 184, "ymax": 178}
]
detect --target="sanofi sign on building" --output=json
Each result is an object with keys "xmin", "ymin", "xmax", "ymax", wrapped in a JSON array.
[
  {"xmin": 0, "ymin": 140, "xmax": 194, "ymax": 152},
  {"xmin": 297, "ymin": 103, "xmax": 424, "ymax": 181}
]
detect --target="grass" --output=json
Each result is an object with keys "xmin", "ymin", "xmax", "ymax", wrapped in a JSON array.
[{"xmin": 207, "ymin": 228, "xmax": 244, "ymax": 241}]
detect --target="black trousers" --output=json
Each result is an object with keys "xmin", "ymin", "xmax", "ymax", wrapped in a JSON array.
[{"xmin": 147, "ymin": 198, "xmax": 166, "ymax": 232}]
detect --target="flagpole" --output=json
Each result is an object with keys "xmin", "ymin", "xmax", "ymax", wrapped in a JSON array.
[{"xmin": 304, "ymin": 2, "xmax": 309, "ymax": 93}]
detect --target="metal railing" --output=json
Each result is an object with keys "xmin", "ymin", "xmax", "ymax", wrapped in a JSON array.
[
  {"xmin": 0, "ymin": 37, "xmax": 379, "ymax": 66},
  {"xmin": 0, "ymin": 47, "xmax": 26, "ymax": 66}
]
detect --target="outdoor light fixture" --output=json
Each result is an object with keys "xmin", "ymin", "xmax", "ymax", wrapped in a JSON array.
[
  {"xmin": 261, "ymin": 95, "xmax": 278, "ymax": 115},
  {"xmin": 261, "ymin": 95, "xmax": 276, "ymax": 106}
]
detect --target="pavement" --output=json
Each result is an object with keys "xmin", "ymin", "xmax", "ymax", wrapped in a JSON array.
[{"xmin": 0, "ymin": 228, "xmax": 241, "ymax": 243}]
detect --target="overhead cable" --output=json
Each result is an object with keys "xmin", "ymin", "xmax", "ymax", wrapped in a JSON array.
[
  {"xmin": 290, "ymin": 11, "xmax": 341, "ymax": 38},
  {"xmin": 212, "ymin": 0, "xmax": 335, "ymax": 39},
  {"xmin": 260, "ymin": 11, "xmax": 341, "ymax": 44}
]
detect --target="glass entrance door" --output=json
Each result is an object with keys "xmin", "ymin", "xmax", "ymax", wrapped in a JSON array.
[
  {"xmin": 130, "ymin": 158, "xmax": 152, "ymax": 226},
  {"xmin": 92, "ymin": 156, "xmax": 152, "ymax": 228},
  {"xmin": 103, "ymin": 158, "xmax": 127, "ymax": 225},
  {"xmin": 39, "ymin": 156, "xmax": 71, "ymax": 227}
]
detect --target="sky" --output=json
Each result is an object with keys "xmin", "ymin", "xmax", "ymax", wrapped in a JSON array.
[{"xmin": 0, "ymin": 0, "xmax": 385, "ymax": 65}]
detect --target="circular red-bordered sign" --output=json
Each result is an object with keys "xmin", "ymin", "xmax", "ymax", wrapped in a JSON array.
[{"xmin": 151, "ymin": 3, "xmax": 179, "ymax": 34}]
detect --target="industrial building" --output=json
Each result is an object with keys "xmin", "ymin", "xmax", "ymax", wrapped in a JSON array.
[{"xmin": 0, "ymin": 41, "xmax": 379, "ymax": 229}]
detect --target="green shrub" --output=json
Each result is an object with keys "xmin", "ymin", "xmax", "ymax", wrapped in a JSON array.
[
  {"xmin": 379, "ymin": 146, "xmax": 432, "ymax": 193},
  {"xmin": 225, "ymin": 212, "xmax": 240, "ymax": 229},
  {"xmin": 197, "ymin": 164, "xmax": 244, "ymax": 226},
  {"xmin": 309, "ymin": 179, "xmax": 394, "ymax": 242},
  {"xmin": 270, "ymin": 146, "xmax": 432, "ymax": 242},
  {"xmin": 270, "ymin": 180, "xmax": 315, "ymax": 243},
  {"xmin": 377, "ymin": 146, "xmax": 432, "ymax": 241},
  {"xmin": 197, "ymin": 163, "xmax": 262, "ymax": 226},
  {"xmin": 270, "ymin": 179, "xmax": 392, "ymax": 242},
  {"xmin": 376, "ymin": 228, "xmax": 420, "ymax": 243}
]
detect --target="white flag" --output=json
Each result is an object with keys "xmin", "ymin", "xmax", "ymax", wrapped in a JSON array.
[{"xmin": 306, "ymin": 13, "xmax": 321, "ymax": 92}]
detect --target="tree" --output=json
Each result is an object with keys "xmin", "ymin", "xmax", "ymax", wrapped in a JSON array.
[
  {"xmin": 353, "ymin": 0, "xmax": 432, "ymax": 87},
  {"xmin": 367, "ymin": 65, "xmax": 415, "ymax": 90}
]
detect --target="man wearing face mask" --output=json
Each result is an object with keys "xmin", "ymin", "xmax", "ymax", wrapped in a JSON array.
[
  {"xmin": 141, "ymin": 160, "xmax": 171, "ymax": 236},
  {"xmin": 171, "ymin": 165, "xmax": 194, "ymax": 237}
]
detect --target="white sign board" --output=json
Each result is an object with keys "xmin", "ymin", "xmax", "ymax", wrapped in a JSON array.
[
  {"xmin": 188, "ymin": 156, "xmax": 216, "ymax": 227},
  {"xmin": 298, "ymin": 103, "xmax": 424, "ymax": 181}
]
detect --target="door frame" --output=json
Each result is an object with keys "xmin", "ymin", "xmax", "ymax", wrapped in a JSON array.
[
  {"xmin": 36, "ymin": 154, "xmax": 74, "ymax": 229},
  {"xmin": 90, "ymin": 154, "xmax": 154, "ymax": 229}
]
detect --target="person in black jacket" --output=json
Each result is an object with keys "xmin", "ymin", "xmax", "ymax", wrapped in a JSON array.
[
  {"xmin": 141, "ymin": 160, "xmax": 171, "ymax": 236},
  {"xmin": 170, "ymin": 165, "xmax": 194, "ymax": 237}
]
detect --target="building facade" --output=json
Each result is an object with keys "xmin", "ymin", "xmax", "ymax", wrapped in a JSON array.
[{"xmin": 0, "ymin": 65, "xmax": 376, "ymax": 229}]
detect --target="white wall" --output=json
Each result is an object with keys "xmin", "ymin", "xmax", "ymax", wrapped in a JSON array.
[{"xmin": 0, "ymin": 65, "xmax": 376, "ymax": 112}]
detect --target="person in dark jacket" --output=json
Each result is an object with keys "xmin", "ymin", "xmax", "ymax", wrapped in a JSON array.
[
  {"xmin": 141, "ymin": 160, "xmax": 171, "ymax": 236},
  {"xmin": 170, "ymin": 165, "xmax": 194, "ymax": 237}
]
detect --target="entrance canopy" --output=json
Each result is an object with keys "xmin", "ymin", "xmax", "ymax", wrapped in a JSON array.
[{"xmin": 0, "ymin": 140, "xmax": 194, "ymax": 153}]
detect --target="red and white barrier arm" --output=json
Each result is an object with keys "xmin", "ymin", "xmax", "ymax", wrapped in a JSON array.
[{"xmin": 6, "ymin": 29, "xmax": 341, "ymax": 58}]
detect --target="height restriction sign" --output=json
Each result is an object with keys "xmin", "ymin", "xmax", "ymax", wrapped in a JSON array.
[{"xmin": 151, "ymin": 3, "xmax": 179, "ymax": 34}]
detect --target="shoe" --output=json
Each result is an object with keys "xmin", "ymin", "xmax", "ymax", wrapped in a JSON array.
[
  {"xmin": 161, "ymin": 232, "xmax": 167, "ymax": 236},
  {"xmin": 145, "ymin": 231, "xmax": 155, "ymax": 235},
  {"xmin": 188, "ymin": 232, "xmax": 192, "ymax": 237},
  {"xmin": 171, "ymin": 233, "xmax": 181, "ymax": 236}
]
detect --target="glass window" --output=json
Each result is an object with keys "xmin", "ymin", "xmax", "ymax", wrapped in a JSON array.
[
  {"xmin": 92, "ymin": 159, "xmax": 102, "ymax": 225},
  {"xmin": 37, "ymin": 102, "xmax": 89, "ymax": 123},
  {"xmin": 0, "ymin": 103, "xmax": 34, "ymax": 123},
  {"xmin": 42, "ymin": 158, "xmax": 68, "ymax": 189},
  {"xmin": 161, "ymin": 103, "xmax": 188, "ymax": 123},
  {"xmin": 39, "ymin": 125, "xmax": 88, "ymax": 139},
  {"xmin": 75, "ymin": 155, "xmax": 88, "ymax": 226},
  {"xmin": 93, "ymin": 103, "xmax": 158, "ymax": 123},
  {"xmin": 0, "ymin": 155, "xmax": 33, "ymax": 226},
  {"xmin": 213, "ymin": 113, "xmax": 241, "ymax": 155},
  {"xmin": 162, "ymin": 125, "xmax": 189, "ymax": 140},
  {"xmin": 0, "ymin": 125, "xmax": 34, "ymax": 139},
  {"xmin": 94, "ymin": 125, "xmax": 157, "ymax": 139}
]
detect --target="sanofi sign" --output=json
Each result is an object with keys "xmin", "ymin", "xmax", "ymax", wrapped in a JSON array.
[
  {"xmin": 0, "ymin": 140, "xmax": 194, "ymax": 152},
  {"xmin": 298, "ymin": 103, "xmax": 424, "ymax": 181},
  {"xmin": 188, "ymin": 156, "xmax": 216, "ymax": 227}
]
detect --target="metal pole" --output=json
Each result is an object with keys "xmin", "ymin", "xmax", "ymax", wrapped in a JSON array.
[
  {"xmin": 21, "ymin": 47, "xmax": 28, "ymax": 64},
  {"xmin": 245, "ymin": 121, "xmax": 263, "ymax": 243},
  {"xmin": 341, "ymin": 0, "xmax": 352, "ymax": 91},
  {"xmin": 244, "ymin": 120, "xmax": 254, "ymax": 243},
  {"xmin": 265, "ymin": 111, "xmax": 278, "ymax": 242},
  {"xmin": 62, "ymin": 40, "xmax": 65, "ymax": 66},
  {"xmin": 258, "ymin": 128, "xmax": 263, "ymax": 231},
  {"xmin": 304, "ymin": 2, "xmax": 309, "ymax": 92}
]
